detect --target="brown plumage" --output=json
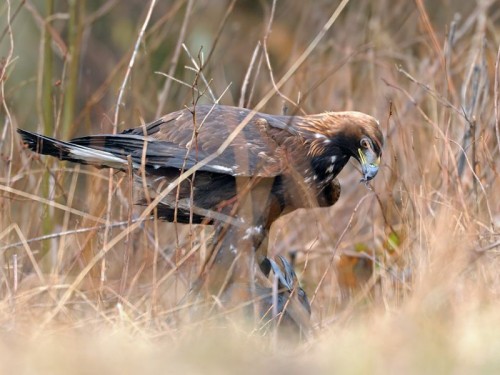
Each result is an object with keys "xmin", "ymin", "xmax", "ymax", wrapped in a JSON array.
[
  {"xmin": 18, "ymin": 104, "xmax": 383, "ymax": 225},
  {"xmin": 18, "ymin": 104, "xmax": 383, "ymax": 328}
]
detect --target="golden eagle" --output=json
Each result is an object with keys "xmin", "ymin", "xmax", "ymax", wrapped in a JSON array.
[
  {"xmin": 18, "ymin": 104, "xmax": 383, "ymax": 223},
  {"xmin": 18, "ymin": 104, "xmax": 383, "ymax": 329}
]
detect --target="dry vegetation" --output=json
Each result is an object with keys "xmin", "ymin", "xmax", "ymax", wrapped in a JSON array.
[{"xmin": 1, "ymin": 0, "xmax": 500, "ymax": 373}]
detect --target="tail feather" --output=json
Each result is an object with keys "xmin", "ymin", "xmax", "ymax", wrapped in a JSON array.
[
  {"xmin": 18, "ymin": 129, "xmax": 232, "ymax": 174},
  {"xmin": 17, "ymin": 129, "xmax": 127, "ymax": 169}
]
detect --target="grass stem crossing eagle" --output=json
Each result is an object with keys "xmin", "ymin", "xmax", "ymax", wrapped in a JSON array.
[
  {"xmin": 18, "ymin": 104, "xmax": 383, "ymax": 327},
  {"xmin": 18, "ymin": 104, "xmax": 383, "ymax": 225}
]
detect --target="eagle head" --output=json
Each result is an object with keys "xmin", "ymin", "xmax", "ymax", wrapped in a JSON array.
[
  {"xmin": 301, "ymin": 111, "xmax": 384, "ymax": 183},
  {"xmin": 345, "ymin": 112, "xmax": 384, "ymax": 182}
]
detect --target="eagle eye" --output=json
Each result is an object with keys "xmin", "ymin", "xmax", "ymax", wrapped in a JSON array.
[{"xmin": 360, "ymin": 137, "xmax": 371, "ymax": 149}]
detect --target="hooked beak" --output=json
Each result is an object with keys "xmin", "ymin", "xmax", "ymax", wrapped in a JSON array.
[{"xmin": 357, "ymin": 148, "xmax": 380, "ymax": 182}]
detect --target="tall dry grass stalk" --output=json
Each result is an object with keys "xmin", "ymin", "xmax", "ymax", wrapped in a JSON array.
[{"xmin": 1, "ymin": 0, "xmax": 500, "ymax": 372}]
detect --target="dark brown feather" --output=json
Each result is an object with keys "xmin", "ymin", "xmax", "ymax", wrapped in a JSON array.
[
  {"xmin": 18, "ymin": 104, "xmax": 383, "ymax": 222},
  {"xmin": 18, "ymin": 104, "xmax": 383, "ymax": 331}
]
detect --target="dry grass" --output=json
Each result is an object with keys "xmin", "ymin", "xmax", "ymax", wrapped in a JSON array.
[{"xmin": 1, "ymin": 0, "xmax": 500, "ymax": 373}]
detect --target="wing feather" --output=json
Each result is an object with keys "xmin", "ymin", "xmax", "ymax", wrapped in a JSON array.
[{"xmin": 87, "ymin": 105, "xmax": 303, "ymax": 177}]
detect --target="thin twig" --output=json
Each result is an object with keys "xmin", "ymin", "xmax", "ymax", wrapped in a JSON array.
[
  {"xmin": 0, "ymin": 219, "xmax": 150, "ymax": 252},
  {"xmin": 397, "ymin": 66, "xmax": 463, "ymax": 117},
  {"xmin": 156, "ymin": 0, "xmax": 194, "ymax": 117},
  {"xmin": 154, "ymin": 71, "xmax": 203, "ymax": 93},
  {"xmin": 309, "ymin": 193, "xmax": 374, "ymax": 305},
  {"xmin": 0, "ymin": 223, "xmax": 46, "ymax": 283},
  {"xmin": 199, "ymin": 0, "xmax": 237, "ymax": 69},
  {"xmin": 239, "ymin": 42, "xmax": 261, "ymax": 108},
  {"xmin": 182, "ymin": 44, "xmax": 217, "ymax": 102},
  {"xmin": 494, "ymin": 46, "xmax": 500, "ymax": 156},
  {"xmin": 84, "ymin": 0, "xmax": 118, "ymax": 25},
  {"xmin": 475, "ymin": 240, "xmax": 500, "ymax": 253},
  {"xmin": 0, "ymin": 0, "xmax": 15, "ymax": 188},
  {"xmin": 0, "ymin": 184, "xmax": 107, "ymax": 224},
  {"xmin": 0, "ymin": 0, "xmax": 24, "ymax": 43},
  {"xmin": 102, "ymin": 0, "xmax": 157, "ymax": 285},
  {"xmin": 113, "ymin": 0, "xmax": 158, "ymax": 130},
  {"xmin": 262, "ymin": 0, "xmax": 298, "ymax": 109},
  {"xmin": 449, "ymin": 139, "xmax": 494, "ymax": 227}
]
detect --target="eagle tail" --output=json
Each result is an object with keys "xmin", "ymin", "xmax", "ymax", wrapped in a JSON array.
[{"xmin": 17, "ymin": 129, "xmax": 128, "ymax": 169}]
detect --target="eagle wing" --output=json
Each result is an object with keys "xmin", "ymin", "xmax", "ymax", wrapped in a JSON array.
[{"xmin": 71, "ymin": 105, "xmax": 300, "ymax": 177}]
